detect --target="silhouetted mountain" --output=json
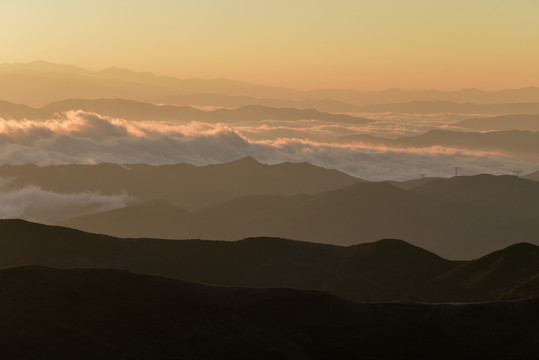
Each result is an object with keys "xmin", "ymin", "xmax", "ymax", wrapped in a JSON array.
[
  {"xmin": 2, "ymin": 220, "xmax": 538, "ymax": 303},
  {"xmin": 0, "ymin": 98, "xmax": 372, "ymax": 123},
  {"xmin": 62, "ymin": 175, "xmax": 539, "ymax": 259},
  {"xmin": 0, "ymin": 158, "xmax": 361, "ymax": 210},
  {"xmin": 0, "ymin": 220, "xmax": 461, "ymax": 302},
  {"xmin": 0, "ymin": 100, "xmax": 43, "ymax": 119},
  {"xmin": 338, "ymin": 129, "xmax": 539, "ymax": 161},
  {"xmin": 356, "ymin": 101, "xmax": 539, "ymax": 114},
  {"xmin": 2, "ymin": 61, "xmax": 539, "ymax": 107},
  {"xmin": 2, "ymin": 265, "xmax": 537, "ymax": 359},
  {"xmin": 384, "ymin": 177, "xmax": 444, "ymax": 190},
  {"xmin": 458, "ymin": 114, "xmax": 539, "ymax": 131},
  {"xmin": 408, "ymin": 243, "xmax": 539, "ymax": 302}
]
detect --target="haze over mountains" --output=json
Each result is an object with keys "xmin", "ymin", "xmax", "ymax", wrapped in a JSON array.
[
  {"xmin": 0, "ymin": 60, "xmax": 538, "ymax": 358},
  {"xmin": 0, "ymin": 158, "xmax": 359, "ymax": 212},
  {"xmin": 457, "ymin": 114, "xmax": 539, "ymax": 131},
  {"xmin": 0, "ymin": 98, "xmax": 371, "ymax": 124},
  {"xmin": 60, "ymin": 173, "xmax": 539, "ymax": 259},
  {"xmin": 5, "ymin": 0, "xmax": 539, "ymax": 353},
  {"xmin": 1, "ymin": 62, "xmax": 538, "ymax": 181},
  {"xmin": 2, "ymin": 61, "xmax": 539, "ymax": 110},
  {"xmin": 338, "ymin": 129, "xmax": 539, "ymax": 162},
  {"xmin": 357, "ymin": 101, "xmax": 539, "ymax": 114}
]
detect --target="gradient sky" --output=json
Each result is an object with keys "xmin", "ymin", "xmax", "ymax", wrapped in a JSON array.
[{"xmin": 1, "ymin": 0, "xmax": 538, "ymax": 90}]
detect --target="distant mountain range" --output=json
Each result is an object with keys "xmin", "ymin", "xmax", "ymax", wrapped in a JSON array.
[
  {"xmin": 0, "ymin": 157, "xmax": 361, "ymax": 211},
  {"xmin": 2, "ymin": 61, "xmax": 539, "ymax": 109},
  {"xmin": 61, "ymin": 174, "xmax": 539, "ymax": 259},
  {"xmin": 0, "ymin": 98, "xmax": 372, "ymax": 124},
  {"xmin": 2, "ymin": 265, "xmax": 537, "ymax": 359},
  {"xmin": 338, "ymin": 129, "xmax": 539, "ymax": 162},
  {"xmin": 1, "ymin": 220, "xmax": 538, "ymax": 304},
  {"xmin": 457, "ymin": 114, "xmax": 539, "ymax": 131},
  {"xmin": 355, "ymin": 101, "xmax": 539, "ymax": 114}
]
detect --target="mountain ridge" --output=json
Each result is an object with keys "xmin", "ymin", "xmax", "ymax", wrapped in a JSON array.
[
  {"xmin": 2, "ymin": 61, "xmax": 539, "ymax": 107},
  {"xmin": 1, "ymin": 264, "xmax": 537, "ymax": 359},
  {"xmin": 0, "ymin": 157, "xmax": 361, "ymax": 211},
  {"xmin": 0, "ymin": 98, "xmax": 373, "ymax": 123},
  {"xmin": 1, "ymin": 219, "xmax": 538, "ymax": 303},
  {"xmin": 60, "ymin": 174, "xmax": 539, "ymax": 259}
]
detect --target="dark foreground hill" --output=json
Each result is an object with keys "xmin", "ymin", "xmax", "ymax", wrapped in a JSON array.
[
  {"xmin": 63, "ymin": 174, "xmax": 539, "ymax": 259},
  {"xmin": 1, "ymin": 220, "xmax": 538, "ymax": 303},
  {"xmin": 1, "ymin": 266, "xmax": 537, "ymax": 360},
  {"xmin": 0, "ymin": 157, "xmax": 360, "ymax": 210},
  {"xmin": 407, "ymin": 243, "xmax": 539, "ymax": 302}
]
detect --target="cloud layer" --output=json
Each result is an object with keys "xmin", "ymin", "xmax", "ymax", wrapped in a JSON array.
[
  {"xmin": 0, "ymin": 180, "xmax": 133, "ymax": 223},
  {"xmin": 0, "ymin": 111, "xmax": 536, "ymax": 181}
]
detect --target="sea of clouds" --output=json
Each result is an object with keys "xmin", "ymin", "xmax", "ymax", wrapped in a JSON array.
[
  {"xmin": 0, "ymin": 110, "xmax": 536, "ymax": 223},
  {"xmin": 0, "ymin": 111, "xmax": 535, "ymax": 180}
]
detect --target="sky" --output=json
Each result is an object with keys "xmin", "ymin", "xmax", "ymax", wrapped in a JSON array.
[{"xmin": 1, "ymin": 0, "xmax": 538, "ymax": 90}]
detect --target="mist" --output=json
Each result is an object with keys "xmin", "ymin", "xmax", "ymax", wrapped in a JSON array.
[
  {"xmin": 0, "ymin": 179, "xmax": 133, "ymax": 223},
  {"xmin": 0, "ymin": 111, "xmax": 535, "ymax": 180}
]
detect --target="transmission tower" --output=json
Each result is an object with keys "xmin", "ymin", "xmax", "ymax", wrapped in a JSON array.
[
  {"xmin": 451, "ymin": 166, "xmax": 461, "ymax": 176},
  {"xmin": 49, "ymin": 152, "xmax": 56, "ymax": 166}
]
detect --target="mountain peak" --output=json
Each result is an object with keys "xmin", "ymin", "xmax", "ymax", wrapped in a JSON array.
[{"xmin": 227, "ymin": 156, "xmax": 263, "ymax": 167}]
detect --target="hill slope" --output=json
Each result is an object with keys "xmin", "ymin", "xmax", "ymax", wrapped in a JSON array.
[
  {"xmin": 0, "ymin": 220, "xmax": 460, "ymax": 302},
  {"xmin": 63, "ymin": 175, "xmax": 539, "ymax": 259},
  {"xmin": 1, "ymin": 265, "xmax": 537, "ymax": 359},
  {"xmin": 2, "ymin": 220, "xmax": 539, "ymax": 302},
  {"xmin": 0, "ymin": 158, "xmax": 361, "ymax": 210},
  {"xmin": 408, "ymin": 243, "xmax": 539, "ymax": 302}
]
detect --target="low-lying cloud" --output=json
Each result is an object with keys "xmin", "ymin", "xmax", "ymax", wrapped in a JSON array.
[
  {"xmin": 0, "ymin": 111, "xmax": 536, "ymax": 181},
  {"xmin": 0, "ymin": 181, "xmax": 133, "ymax": 223}
]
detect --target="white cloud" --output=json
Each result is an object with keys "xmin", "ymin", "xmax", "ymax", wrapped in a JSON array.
[
  {"xmin": 0, "ymin": 111, "xmax": 536, "ymax": 181},
  {"xmin": 0, "ymin": 179, "xmax": 133, "ymax": 223}
]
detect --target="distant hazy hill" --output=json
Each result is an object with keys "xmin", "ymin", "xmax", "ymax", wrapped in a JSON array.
[
  {"xmin": 62, "ymin": 175, "xmax": 539, "ymax": 259},
  {"xmin": 0, "ymin": 98, "xmax": 372, "ymax": 123},
  {"xmin": 2, "ymin": 61, "xmax": 539, "ymax": 107},
  {"xmin": 524, "ymin": 170, "xmax": 539, "ymax": 181},
  {"xmin": 0, "ymin": 157, "xmax": 361, "ymax": 210},
  {"xmin": 0, "ymin": 61, "xmax": 303, "ymax": 106},
  {"xmin": 338, "ymin": 129, "xmax": 539, "ymax": 161},
  {"xmin": 142, "ymin": 93, "xmax": 362, "ymax": 113},
  {"xmin": 2, "ymin": 265, "xmax": 537, "ymax": 359},
  {"xmin": 357, "ymin": 101, "xmax": 539, "ymax": 114},
  {"xmin": 457, "ymin": 114, "xmax": 539, "ymax": 131},
  {"xmin": 2, "ymin": 220, "xmax": 539, "ymax": 304}
]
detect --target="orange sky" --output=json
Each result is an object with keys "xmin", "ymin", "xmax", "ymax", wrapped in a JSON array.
[{"xmin": 1, "ymin": 0, "xmax": 538, "ymax": 90}]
